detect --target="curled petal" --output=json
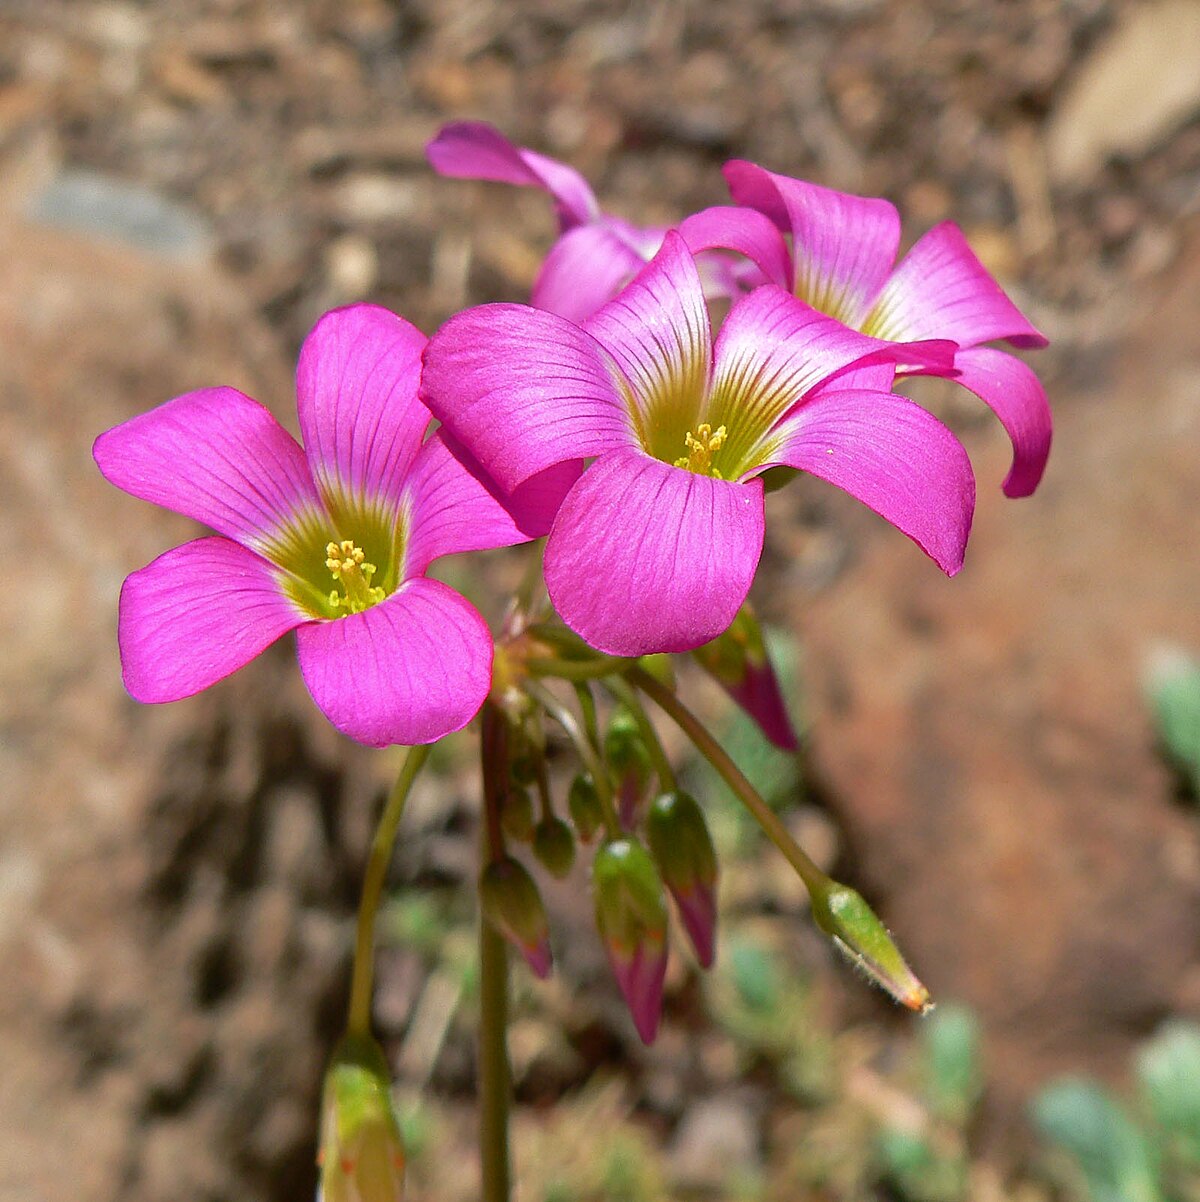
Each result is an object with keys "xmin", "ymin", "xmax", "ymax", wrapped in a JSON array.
[
  {"xmin": 724, "ymin": 161, "xmax": 901, "ymax": 324},
  {"xmin": 93, "ymin": 387, "xmax": 320, "ymax": 549},
  {"xmin": 531, "ymin": 223, "xmax": 648, "ymax": 323},
  {"xmin": 403, "ymin": 430, "xmax": 579, "ymax": 574},
  {"xmin": 421, "ymin": 303, "xmax": 632, "ymax": 492},
  {"xmin": 678, "ymin": 205, "xmax": 792, "ymax": 290},
  {"xmin": 868, "ymin": 222, "xmax": 1048, "ymax": 349},
  {"xmin": 584, "ymin": 231, "xmax": 713, "ymax": 433},
  {"xmin": 118, "ymin": 537, "xmax": 305, "ymax": 703},
  {"xmin": 766, "ymin": 389, "xmax": 975, "ymax": 576},
  {"xmin": 295, "ymin": 304, "xmax": 429, "ymax": 512},
  {"xmin": 296, "ymin": 577, "xmax": 492, "ymax": 747},
  {"xmin": 948, "ymin": 346, "xmax": 1052, "ymax": 498},
  {"xmin": 544, "ymin": 449, "xmax": 765, "ymax": 656},
  {"xmin": 710, "ymin": 286, "xmax": 952, "ymax": 474},
  {"xmin": 426, "ymin": 120, "xmax": 599, "ymax": 229}
]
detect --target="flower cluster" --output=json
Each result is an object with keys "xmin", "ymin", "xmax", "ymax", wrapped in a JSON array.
[{"xmin": 96, "ymin": 122, "xmax": 1049, "ymax": 1049}]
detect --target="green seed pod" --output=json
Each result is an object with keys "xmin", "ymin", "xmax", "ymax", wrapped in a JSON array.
[
  {"xmin": 479, "ymin": 857, "xmax": 552, "ymax": 978},
  {"xmin": 604, "ymin": 706, "xmax": 652, "ymax": 784},
  {"xmin": 499, "ymin": 785, "xmax": 535, "ymax": 843},
  {"xmin": 567, "ymin": 773, "xmax": 604, "ymax": 842},
  {"xmin": 533, "ymin": 816, "xmax": 576, "ymax": 879}
]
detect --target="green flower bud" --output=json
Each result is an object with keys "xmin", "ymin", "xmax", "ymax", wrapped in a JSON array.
[
  {"xmin": 533, "ymin": 816, "xmax": 576, "ymax": 878},
  {"xmin": 319, "ymin": 1033, "xmax": 405, "ymax": 1202},
  {"xmin": 592, "ymin": 838, "xmax": 669, "ymax": 1044},
  {"xmin": 604, "ymin": 706, "xmax": 652, "ymax": 784},
  {"xmin": 499, "ymin": 785, "xmax": 535, "ymax": 843},
  {"xmin": 646, "ymin": 791, "xmax": 718, "ymax": 968},
  {"xmin": 567, "ymin": 772, "xmax": 604, "ymax": 842},
  {"xmin": 479, "ymin": 857, "xmax": 552, "ymax": 978},
  {"xmin": 811, "ymin": 881, "xmax": 931, "ymax": 1012}
]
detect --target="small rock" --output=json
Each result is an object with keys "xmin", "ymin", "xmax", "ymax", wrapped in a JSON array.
[
  {"xmin": 668, "ymin": 1094, "xmax": 762, "ymax": 1192},
  {"xmin": 26, "ymin": 169, "xmax": 214, "ymax": 260},
  {"xmin": 1047, "ymin": 0, "xmax": 1200, "ymax": 183}
]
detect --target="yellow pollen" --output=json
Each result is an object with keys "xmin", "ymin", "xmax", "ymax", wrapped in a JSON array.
[
  {"xmin": 325, "ymin": 539, "xmax": 385, "ymax": 614},
  {"xmin": 673, "ymin": 423, "xmax": 727, "ymax": 477}
]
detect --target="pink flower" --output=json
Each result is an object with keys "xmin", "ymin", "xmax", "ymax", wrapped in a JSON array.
[
  {"xmin": 680, "ymin": 163, "xmax": 1052, "ymax": 497},
  {"xmin": 94, "ymin": 304, "xmax": 570, "ymax": 746},
  {"xmin": 426, "ymin": 121, "xmax": 747, "ymax": 323},
  {"xmin": 422, "ymin": 233, "xmax": 975, "ymax": 658}
]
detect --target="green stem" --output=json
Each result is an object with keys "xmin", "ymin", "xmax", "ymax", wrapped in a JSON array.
[
  {"xmin": 525, "ymin": 655, "xmax": 631, "ymax": 682},
  {"xmin": 628, "ymin": 667, "xmax": 829, "ymax": 896},
  {"xmin": 603, "ymin": 676, "xmax": 677, "ymax": 793},
  {"xmin": 478, "ymin": 704, "xmax": 512, "ymax": 1202},
  {"xmin": 572, "ymin": 681, "xmax": 601, "ymax": 753},
  {"xmin": 347, "ymin": 744, "xmax": 431, "ymax": 1036},
  {"xmin": 524, "ymin": 679, "xmax": 621, "ymax": 838}
]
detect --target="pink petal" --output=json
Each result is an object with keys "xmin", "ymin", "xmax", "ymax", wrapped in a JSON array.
[
  {"xmin": 426, "ymin": 121, "xmax": 599, "ymax": 229},
  {"xmin": 767, "ymin": 389, "xmax": 975, "ymax": 575},
  {"xmin": 722, "ymin": 659, "xmax": 798, "ymax": 752},
  {"xmin": 869, "ymin": 221, "xmax": 1048, "ymax": 349},
  {"xmin": 531, "ymin": 223, "xmax": 648, "ymax": 322},
  {"xmin": 710, "ymin": 287, "xmax": 952, "ymax": 468},
  {"xmin": 93, "ymin": 387, "xmax": 320, "ymax": 549},
  {"xmin": 420, "ymin": 303, "xmax": 632, "ymax": 492},
  {"xmin": 118, "ymin": 537, "xmax": 306, "ymax": 703},
  {"xmin": 672, "ymin": 883, "xmax": 717, "ymax": 969},
  {"xmin": 677, "ymin": 205, "xmax": 792, "ymax": 290},
  {"xmin": 583, "ymin": 231, "xmax": 713, "ymax": 432},
  {"xmin": 544, "ymin": 449, "xmax": 765, "ymax": 656},
  {"xmin": 949, "ymin": 346, "xmax": 1052, "ymax": 497},
  {"xmin": 296, "ymin": 577, "xmax": 492, "ymax": 746},
  {"xmin": 605, "ymin": 935, "xmax": 668, "ymax": 1045},
  {"xmin": 295, "ymin": 304, "xmax": 430, "ymax": 513},
  {"xmin": 724, "ymin": 161, "xmax": 901, "ymax": 324},
  {"xmin": 402, "ymin": 430, "xmax": 579, "ymax": 574}
]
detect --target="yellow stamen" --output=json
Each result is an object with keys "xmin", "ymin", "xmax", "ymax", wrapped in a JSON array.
[
  {"xmin": 325, "ymin": 539, "xmax": 385, "ymax": 614},
  {"xmin": 673, "ymin": 423, "xmax": 727, "ymax": 477}
]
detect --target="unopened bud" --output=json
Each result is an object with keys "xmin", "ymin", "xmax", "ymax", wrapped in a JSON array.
[
  {"xmin": 499, "ymin": 785, "xmax": 535, "ymax": 843},
  {"xmin": 480, "ymin": 857, "xmax": 552, "ymax": 978},
  {"xmin": 593, "ymin": 839, "xmax": 669, "ymax": 1043},
  {"xmin": 533, "ymin": 816, "xmax": 576, "ymax": 878},
  {"xmin": 692, "ymin": 603, "xmax": 798, "ymax": 751},
  {"xmin": 605, "ymin": 707, "xmax": 652, "ymax": 830},
  {"xmin": 567, "ymin": 773, "xmax": 604, "ymax": 842},
  {"xmin": 646, "ymin": 791, "xmax": 719, "ymax": 968},
  {"xmin": 811, "ymin": 881, "xmax": 931, "ymax": 1012},
  {"xmin": 318, "ymin": 1033, "xmax": 405, "ymax": 1202}
]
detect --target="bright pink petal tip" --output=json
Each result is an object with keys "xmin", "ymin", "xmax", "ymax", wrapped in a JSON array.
[
  {"xmin": 673, "ymin": 885, "xmax": 717, "ymax": 970},
  {"xmin": 296, "ymin": 577, "xmax": 493, "ymax": 747},
  {"xmin": 769, "ymin": 389, "xmax": 976, "ymax": 577},
  {"xmin": 607, "ymin": 938, "xmax": 668, "ymax": 1045},
  {"xmin": 949, "ymin": 346, "xmax": 1053, "ymax": 498},
  {"xmin": 520, "ymin": 938, "xmax": 554, "ymax": 980},
  {"xmin": 92, "ymin": 387, "xmax": 319, "ymax": 548},
  {"xmin": 725, "ymin": 660, "xmax": 799, "ymax": 752},
  {"xmin": 544, "ymin": 449, "xmax": 765, "ymax": 657},
  {"xmin": 295, "ymin": 303, "xmax": 430, "ymax": 510},
  {"xmin": 118, "ymin": 537, "xmax": 305, "ymax": 703},
  {"xmin": 426, "ymin": 120, "xmax": 599, "ymax": 229}
]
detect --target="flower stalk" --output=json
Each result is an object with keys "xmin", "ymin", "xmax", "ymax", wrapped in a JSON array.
[{"xmin": 347, "ymin": 744, "xmax": 431, "ymax": 1037}]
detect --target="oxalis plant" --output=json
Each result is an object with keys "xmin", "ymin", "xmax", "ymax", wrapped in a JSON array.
[{"xmin": 93, "ymin": 121, "xmax": 1051, "ymax": 1202}]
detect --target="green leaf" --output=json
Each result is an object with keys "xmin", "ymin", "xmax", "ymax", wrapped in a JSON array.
[
  {"xmin": 922, "ymin": 1004, "xmax": 983, "ymax": 1126},
  {"xmin": 1145, "ymin": 648, "xmax": 1200, "ymax": 796},
  {"xmin": 1138, "ymin": 1022, "xmax": 1200, "ymax": 1166},
  {"xmin": 1033, "ymin": 1078, "xmax": 1163, "ymax": 1202}
]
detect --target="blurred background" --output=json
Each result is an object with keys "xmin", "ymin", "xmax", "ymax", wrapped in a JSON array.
[{"xmin": 2, "ymin": 0, "xmax": 1199, "ymax": 1199}]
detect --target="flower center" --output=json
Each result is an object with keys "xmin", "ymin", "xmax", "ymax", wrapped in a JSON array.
[
  {"xmin": 325, "ymin": 540, "xmax": 386, "ymax": 614},
  {"xmin": 673, "ymin": 423, "xmax": 727, "ymax": 478}
]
